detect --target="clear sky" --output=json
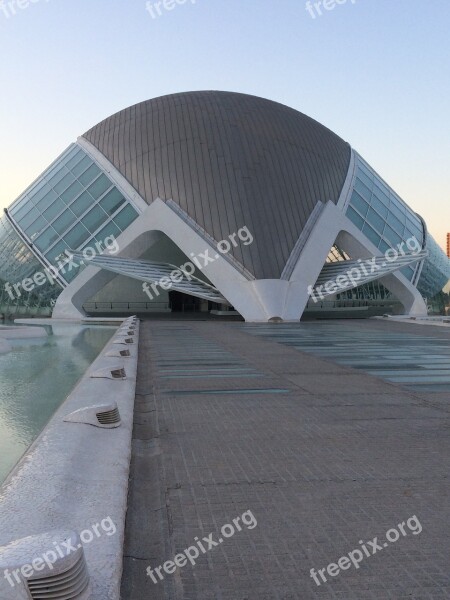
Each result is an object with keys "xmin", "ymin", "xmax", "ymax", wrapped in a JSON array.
[{"xmin": 0, "ymin": 0, "xmax": 449, "ymax": 250}]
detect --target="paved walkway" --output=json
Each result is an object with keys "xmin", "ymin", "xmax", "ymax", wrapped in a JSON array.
[{"xmin": 121, "ymin": 320, "xmax": 450, "ymax": 600}]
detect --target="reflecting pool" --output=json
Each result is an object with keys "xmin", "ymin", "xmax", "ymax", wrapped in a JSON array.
[{"xmin": 0, "ymin": 324, "xmax": 115, "ymax": 485}]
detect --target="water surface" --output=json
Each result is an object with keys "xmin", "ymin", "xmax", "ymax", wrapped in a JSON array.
[{"xmin": 0, "ymin": 323, "xmax": 115, "ymax": 485}]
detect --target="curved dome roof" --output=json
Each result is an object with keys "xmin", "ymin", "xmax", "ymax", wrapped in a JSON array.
[{"xmin": 83, "ymin": 91, "xmax": 351, "ymax": 279}]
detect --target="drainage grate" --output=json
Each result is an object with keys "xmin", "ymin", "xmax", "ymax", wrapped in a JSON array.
[
  {"xmin": 105, "ymin": 349, "xmax": 131, "ymax": 358},
  {"xmin": 97, "ymin": 407, "xmax": 121, "ymax": 425},
  {"xmin": 28, "ymin": 553, "xmax": 90, "ymax": 599},
  {"xmin": 64, "ymin": 403, "xmax": 121, "ymax": 428},
  {"xmin": 91, "ymin": 366, "xmax": 127, "ymax": 380},
  {"xmin": 111, "ymin": 367, "xmax": 126, "ymax": 379},
  {"xmin": 113, "ymin": 337, "xmax": 134, "ymax": 345}
]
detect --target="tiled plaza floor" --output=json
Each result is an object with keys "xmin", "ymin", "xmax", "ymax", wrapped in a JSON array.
[{"xmin": 121, "ymin": 320, "xmax": 450, "ymax": 600}]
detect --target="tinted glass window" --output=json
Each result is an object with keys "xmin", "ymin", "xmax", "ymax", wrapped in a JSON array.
[
  {"xmin": 35, "ymin": 189, "xmax": 59, "ymax": 213},
  {"xmin": 65, "ymin": 150, "xmax": 85, "ymax": 171},
  {"xmin": 354, "ymin": 178, "xmax": 372, "ymax": 201},
  {"xmin": 87, "ymin": 174, "xmax": 111, "ymax": 199},
  {"xmin": 384, "ymin": 225, "xmax": 402, "ymax": 247},
  {"xmin": 9, "ymin": 199, "xmax": 30, "ymax": 219},
  {"xmin": 25, "ymin": 216, "xmax": 47, "ymax": 239},
  {"xmin": 350, "ymin": 191, "xmax": 369, "ymax": 217},
  {"xmin": 45, "ymin": 239, "xmax": 70, "ymax": 263},
  {"xmin": 53, "ymin": 173, "xmax": 76, "ymax": 195},
  {"xmin": 400, "ymin": 266, "xmax": 414, "ymax": 281},
  {"xmin": 370, "ymin": 195, "xmax": 388, "ymax": 218},
  {"xmin": 71, "ymin": 155, "xmax": 92, "ymax": 177},
  {"xmin": 30, "ymin": 183, "xmax": 53, "ymax": 205},
  {"xmin": 35, "ymin": 227, "xmax": 59, "ymax": 251},
  {"xmin": 356, "ymin": 169, "xmax": 373, "ymax": 191},
  {"xmin": 367, "ymin": 207, "xmax": 385, "ymax": 234},
  {"xmin": 43, "ymin": 199, "xmax": 65, "ymax": 222},
  {"xmin": 53, "ymin": 211, "xmax": 76, "ymax": 235},
  {"xmin": 114, "ymin": 205, "xmax": 138, "ymax": 230},
  {"xmin": 99, "ymin": 189, "xmax": 125, "ymax": 215},
  {"xmin": 378, "ymin": 240, "xmax": 390, "ymax": 254},
  {"xmin": 372, "ymin": 184, "xmax": 390, "ymax": 207},
  {"xmin": 389, "ymin": 198, "xmax": 407, "ymax": 224},
  {"xmin": 60, "ymin": 181, "xmax": 83, "ymax": 205},
  {"xmin": 46, "ymin": 166, "xmax": 70, "ymax": 189},
  {"xmin": 71, "ymin": 191, "xmax": 94, "ymax": 217},
  {"xmin": 63, "ymin": 223, "xmax": 91, "ymax": 249},
  {"xmin": 362, "ymin": 223, "xmax": 381, "ymax": 247},
  {"xmin": 347, "ymin": 206, "xmax": 364, "ymax": 229},
  {"xmin": 95, "ymin": 221, "xmax": 121, "ymax": 243},
  {"xmin": 78, "ymin": 164, "xmax": 101, "ymax": 186},
  {"xmin": 17, "ymin": 207, "xmax": 40, "ymax": 229},
  {"xmin": 386, "ymin": 212, "xmax": 405, "ymax": 236},
  {"xmin": 7, "ymin": 144, "xmax": 141, "ymax": 287},
  {"xmin": 81, "ymin": 205, "xmax": 107, "ymax": 233}
]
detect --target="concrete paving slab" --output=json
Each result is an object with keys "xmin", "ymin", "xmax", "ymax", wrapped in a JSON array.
[{"xmin": 121, "ymin": 320, "xmax": 450, "ymax": 600}]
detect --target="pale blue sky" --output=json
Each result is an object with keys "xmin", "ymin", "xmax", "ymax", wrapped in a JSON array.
[{"xmin": 0, "ymin": 0, "xmax": 449, "ymax": 249}]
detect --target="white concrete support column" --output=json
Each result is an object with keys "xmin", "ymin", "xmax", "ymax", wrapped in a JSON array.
[{"xmin": 228, "ymin": 202, "xmax": 347, "ymax": 322}]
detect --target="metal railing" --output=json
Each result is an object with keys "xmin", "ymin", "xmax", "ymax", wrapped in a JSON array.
[
  {"xmin": 0, "ymin": 305, "xmax": 53, "ymax": 319},
  {"xmin": 306, "ymin": 299, "xmax": 398, "ymax": 310},
  {"xmin": 83, "ymin": 301, "xmax": 171, "ymax": 312}
]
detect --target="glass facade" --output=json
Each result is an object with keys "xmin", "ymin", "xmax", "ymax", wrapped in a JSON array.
[
  {"xmin": 2, "ymin": 137, "xmax": 449, "ymax": 316},
  {"xmin": 346, "ymin": 154, "xmax": 425, "ymax": 283},
  {"xmin": 8, "ymin": 144, "xmax": 139, "ymax": 284},
  {"xmin": 345, "ymin": 153, "xmax": 450, "ymax": 300},
  {"xmin": 0, "ymin": 214, "xmax": 60, "ymax": 309},
  {"xmin": 417, "ymin": 235, "xmax": 450, "ymax": 299},
  {"xmin": 336, "ymin": 281, "xmax": 392, "ymax": 301}
]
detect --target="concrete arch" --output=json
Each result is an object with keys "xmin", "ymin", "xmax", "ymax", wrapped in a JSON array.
[
  {"xmin": 53, "ymin": 200, "xmax": 269, "ymax": 321},
  {"xmin": 53, "ymin": 198, "xmax": 427, "ymax": 322}
]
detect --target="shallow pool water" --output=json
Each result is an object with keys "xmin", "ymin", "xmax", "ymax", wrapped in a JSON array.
[{"xmin": 0, "ymin": 323, "xmax": 115, "ymax": 485}]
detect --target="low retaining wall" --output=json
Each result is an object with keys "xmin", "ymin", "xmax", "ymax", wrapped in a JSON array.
[{"xmin": 0, "ymin": 319, "xmax": 139, "ymax": 599}]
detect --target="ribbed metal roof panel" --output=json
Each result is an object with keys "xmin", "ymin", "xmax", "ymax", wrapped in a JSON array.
[{"xmin": 83, "ymin": 91, "xmax": 351, "ymax": 279}]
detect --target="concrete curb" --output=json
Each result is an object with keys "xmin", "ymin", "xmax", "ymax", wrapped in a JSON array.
[{"xmin": 0, "ymin": 318, "xmax": 139, "ymax": 599}]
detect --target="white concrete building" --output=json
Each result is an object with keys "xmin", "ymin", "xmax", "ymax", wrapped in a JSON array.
[{"xmin": 0, "ymin": 91, "xmax": 448, "ymax": 321}]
